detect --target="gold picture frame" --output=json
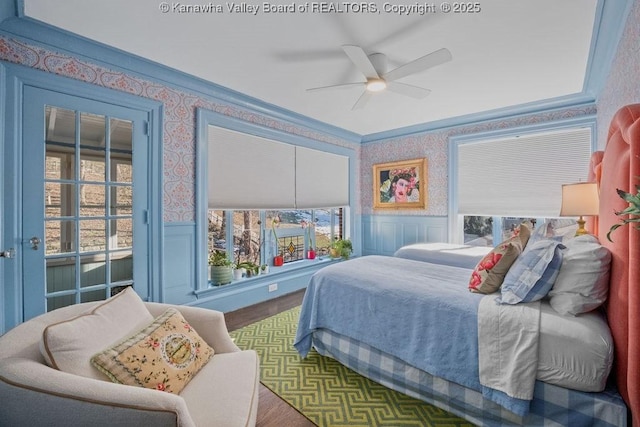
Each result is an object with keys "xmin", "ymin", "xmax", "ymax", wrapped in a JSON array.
[{"xmin": 373, "ymin": 158, "xmax": 427, "ymax": 209}]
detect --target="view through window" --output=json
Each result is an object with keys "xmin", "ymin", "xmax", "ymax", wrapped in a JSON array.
[{"xmin": 208, "ymin": 208, "xmax": 343, "ymax": 269}]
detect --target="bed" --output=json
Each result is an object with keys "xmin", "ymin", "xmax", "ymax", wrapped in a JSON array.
[
  {"xmin": 294, "ymin": 104, "xmax": 640, "ymax": 427},
  {"xmin": 393, "ymin": 242, "xmax": 492, "ymax": 269}
]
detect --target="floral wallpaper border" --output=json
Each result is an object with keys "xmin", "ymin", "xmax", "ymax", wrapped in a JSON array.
[{"xmin": 0, "ymin": 35, "xmax": 358, "ymax": 222}]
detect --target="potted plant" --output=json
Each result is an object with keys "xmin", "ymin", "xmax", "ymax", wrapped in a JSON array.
[
  {"xmin": 301, "ymin": 219, "xmax": 317, "ymax": 259},
  {"xmin": 260, "ymin": 264, "xmax": 269, "ymax": 274},
  {"xmin": 208, "ymin": 251, "xmax": 233, "ymax": 285},
  {"xmin": 238, "ymin": 261, "xmax": 259, "ymax": 277},
  {"xmin": 607, "ymin": 181, "xmax": 640, "ymax": 242},
  {"xmin": 233, "ymin": 255, "xmax": 244, "ymax": 280},
  {"xmin": 330, "ymin": 238, "xmax": 353, "ymax": 260}
]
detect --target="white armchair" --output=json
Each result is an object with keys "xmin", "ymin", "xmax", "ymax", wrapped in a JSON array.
[{"xmin": 0, "ymin": 299, "xmax": 259, "ymax": 426}]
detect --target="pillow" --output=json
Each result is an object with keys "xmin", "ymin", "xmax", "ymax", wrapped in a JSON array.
[
  {"xmin": 91, "ymin": 308, "xmax": 214, "ymax": 394},
  {"xmin": 469, "ymin": 223, "xmax": 530, "ymax": 294},
  {"xmin": 498, "ymin": 239, "xmax": 565, "ymax": 304},
  {"xmin": 548, "ymin": 234, "xmax": 611, "ymax": 316},
  {"xmin": 511, "ymin": 220, "xmax": 532, "ymax": 247},
  {"xmin": 41, "ymin": 287, "xmax": 154, "ymax": 380},
  {"xmin": 529, "ymin": 219, "xmax": 578, "ymax": 245}
]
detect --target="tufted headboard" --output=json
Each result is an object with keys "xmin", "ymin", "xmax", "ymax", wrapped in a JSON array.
[{"xmin": 591, "ymin": 104, "xmax": 640, "ymax": 426}]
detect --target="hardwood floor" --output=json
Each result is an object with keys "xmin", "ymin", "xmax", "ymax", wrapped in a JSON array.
[{"xmin": 224, "ymin": 289, "xmax": 316, "ymax": 427}]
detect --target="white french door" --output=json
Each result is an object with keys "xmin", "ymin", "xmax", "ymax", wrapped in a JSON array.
[{"xmin": 22, "ymin": 86, "xmax": 150, "ymax": 320}]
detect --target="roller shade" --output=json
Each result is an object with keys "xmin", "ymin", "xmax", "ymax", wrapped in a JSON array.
[
  {"xmin": 296, "ymin": 146, "xmax": 349, "ymax": 208},
  {"xmin": 457, "ymin": 127, "xmax": 592, "ymax": 217},
  {"xmin": 208, "ymin": 125, "xmax": 349, "ymax": 209}
]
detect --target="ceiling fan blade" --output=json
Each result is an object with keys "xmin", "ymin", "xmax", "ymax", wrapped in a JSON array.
[
  {"xmin": 352, "ymin": 90, "xmax": 373, "ymax": 110},
  {"xmin": 273, "ymin": 49, "xmax": 346, "ymax": 62},
  {"xmin": 383, "ymin": 48, "xmax": 452, "ymax": 82},
  {"xmin": 386, "ymin": 82, "xmax": 432, "ymax": 99},
  {"xmin": 342, "ymin": 45, "xmax": 379, "ymax": 79},
  {"xmin": 306, "ymin": 82, "xmax": 365, "ymax": 92}
]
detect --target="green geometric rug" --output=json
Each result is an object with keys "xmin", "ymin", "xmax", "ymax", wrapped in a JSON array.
[{"xmin": 229, "ymin": 306, "xmax": 473, "ymax": 427}]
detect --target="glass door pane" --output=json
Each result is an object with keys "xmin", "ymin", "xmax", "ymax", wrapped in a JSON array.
[
  {"xmin": 41, "ymin": 106, "xmax": 135, "ymax": 311},
  {"xmin": 22, "ymin": 86, "xmax": 150, "ymax": 321}
]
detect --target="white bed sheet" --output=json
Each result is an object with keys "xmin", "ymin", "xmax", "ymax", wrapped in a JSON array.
[{"xmin": 537, "ymin": 300, "xmax": 613, "ymax": 391}]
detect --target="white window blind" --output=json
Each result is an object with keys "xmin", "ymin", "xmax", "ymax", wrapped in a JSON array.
[
  {"xmin": 208, "ymin": 125, "xmax": 349, "ymax": 209},
  {"xmin": 296, "ymin": 146, "xmax": 349, "ymax": 208},
  {"xmin": 457, "ymin": 127, "xmax": 592, "ymax": 217}
]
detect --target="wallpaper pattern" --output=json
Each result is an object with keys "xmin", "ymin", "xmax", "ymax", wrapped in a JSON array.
[
  {"xmin": 596, "ymin": 0, "xmax": 640, "ymax": 146},
  {"xmin": 4, "ymin": 9, "xmax": 636, "ymax": 222},
  {"xmin": 361, "ymin": 105, "xmax": 597, "ymax": 216},
  {"xmin": 0, "ymin": 36, "xmax": 358, "ymax": 222}
]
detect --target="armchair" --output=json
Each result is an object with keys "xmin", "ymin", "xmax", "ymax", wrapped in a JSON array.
[{"xmin": 0, "ymin": 297, "xmax": 259, "ymax": 426}]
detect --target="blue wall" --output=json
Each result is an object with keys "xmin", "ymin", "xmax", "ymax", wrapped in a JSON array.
[{"xmin": 362, "ymin": 215, "xmax": 447, "ymax": 256}]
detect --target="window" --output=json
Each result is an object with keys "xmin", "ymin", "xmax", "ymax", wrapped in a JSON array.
[
  {"xmin": 197, "ymin": 108, "xmax": 354, "ymax": 290},
  {"xmin": 451, "ymin": 121, "xmax": 594, "ymax": 244},
  {"xmin": 463, "ymin": 216, "xmax": 540, "ymax": 246},
  {"xmin": 207, "ymin": 208, "xmax": 344, "ymax": 277}
]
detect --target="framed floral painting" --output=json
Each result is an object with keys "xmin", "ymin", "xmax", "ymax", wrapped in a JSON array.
[{"xmin": 373, "ymin": 158, "xmax": 427, "ymax": 209}]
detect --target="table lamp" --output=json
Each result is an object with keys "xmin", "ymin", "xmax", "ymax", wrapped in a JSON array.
[{"xmin": 559, "ymin": 182, "xmax": 600, "ymax": 236}]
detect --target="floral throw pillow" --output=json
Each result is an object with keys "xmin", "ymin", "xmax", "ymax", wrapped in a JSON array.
[
  {"xmin": 91, "ymin": 308, "xmax": 214, "ymax": 394},
  {"xmin": 468, "ymin": 223, "xmax": 530, "ymax": 294}
]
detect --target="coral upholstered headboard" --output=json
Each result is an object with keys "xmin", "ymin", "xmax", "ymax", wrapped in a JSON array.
[{"xmin": 592, "ymin": 104, "xmax": 640, "ymax": 426}]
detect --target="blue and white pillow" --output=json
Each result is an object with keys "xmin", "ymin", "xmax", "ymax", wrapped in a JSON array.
[{"xmin": 497, "ymin": 239, "xmax": 565, "ymax": 304}]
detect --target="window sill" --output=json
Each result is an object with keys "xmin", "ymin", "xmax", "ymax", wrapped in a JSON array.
[{"xmin": 194, "ymin": 256, "xmax": 344, "ymax": 297}]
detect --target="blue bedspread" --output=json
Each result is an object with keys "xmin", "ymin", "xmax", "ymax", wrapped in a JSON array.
[{"xmin": 294, "ymin": 255, "xmax": 530, "ymax": 416}]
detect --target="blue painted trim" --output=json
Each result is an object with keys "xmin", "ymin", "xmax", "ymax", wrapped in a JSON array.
[
  {"xmin": 447, "ymin": 114, "xmax": 598, "ymax": 244},
  {"xmin": 0, "ymin": 61, "xmax": 6, "ymax": 334},
  {"xmin": 448, "ymin": 140, "xmax": 459, "ymax": 244},
  {"xmin": 187, "ymin": 263, "xmax": 321, "ymax": 313},
  {"xmin": 584, "ymin": 0, "xmax": 635, "ymax": 99},
  {"xmin": 0, "ymin": 0, "xmax": 17, "ymax": 22},
  {"xmin": 362, "ymin": 97, "xmax": 596, "ymax": 143},
  {"xmin": 201, "ymin": 109, "xmax": 355, "ymax": 157},
  {"xmin": 148, "ymin": 104, "xmax": 165, "ymax": 303},
  {"xmin": 194, "ymin": 257, "xmax": 336, "ymax": 297},
  {"xmin": 2, "ymin": 63, "xmax": 26, "ymax": 331},
  {"xmin": 448, "ymin": 114, "xmax": 597, "ymax": 145},
  {"xmin": 195, "ymin": 109, "xmax": 209, "ymax": 292},
  {"xmin": 0, "ymin": 17, "xmax": 362, "ymax": 145},
  {"xmin": 1, "ymin": 62, "xmax": 164, "ymax": 326}
]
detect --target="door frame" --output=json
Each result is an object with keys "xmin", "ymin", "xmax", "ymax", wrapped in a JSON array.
[{"xmin": 1, "ymin": 62, "xmax": 164, "ymax": 332}]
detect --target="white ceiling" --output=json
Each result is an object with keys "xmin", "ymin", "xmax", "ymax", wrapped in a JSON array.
[{"xmin": 23, "ymin": 0, "xmax": 598, "ymax": 136}]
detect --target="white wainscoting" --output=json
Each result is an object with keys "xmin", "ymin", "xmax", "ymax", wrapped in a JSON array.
[{"xmin": 361, "ymin": 215, "xmax": 448, "ymax": 256}]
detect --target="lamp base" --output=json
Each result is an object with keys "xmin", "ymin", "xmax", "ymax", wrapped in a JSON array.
[{"xmin": 575, "ymin": 216, "xmax": 589, "ymax": 236}]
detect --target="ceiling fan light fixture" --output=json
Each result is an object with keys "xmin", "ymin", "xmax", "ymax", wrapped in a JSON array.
[{"xmin": 366, "ymin": 78, "xmax": 387, "ymax": 92}]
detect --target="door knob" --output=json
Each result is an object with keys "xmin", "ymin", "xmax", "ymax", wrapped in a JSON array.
[
  {"xmin": 0, "ymin": 248, "xmax": 15, "ymax": 258},
  {"xmin": 29, "ymin": 237, "xmax": 41, "ymax": 250}
]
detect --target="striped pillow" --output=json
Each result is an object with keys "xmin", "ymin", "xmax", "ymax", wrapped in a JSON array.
[{"xmin": 498, "ymin": 239, "xmax": 565, "ymax": 304}]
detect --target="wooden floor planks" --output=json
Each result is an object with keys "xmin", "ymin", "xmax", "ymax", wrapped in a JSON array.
[{"xmin": 225, "ymin": 289, "xmax": 315, "ymax": 427}]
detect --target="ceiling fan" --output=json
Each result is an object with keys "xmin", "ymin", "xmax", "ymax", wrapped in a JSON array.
[{"xmin": 307, "ymin": 45, "xmax": 452, "ymax": 110}]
